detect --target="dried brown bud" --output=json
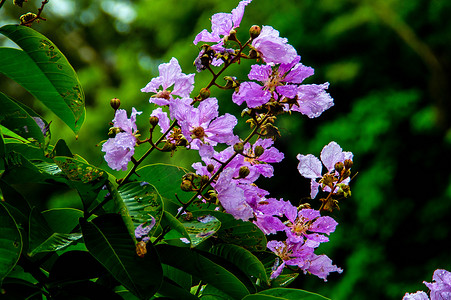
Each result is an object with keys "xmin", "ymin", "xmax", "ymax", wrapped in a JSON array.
[
  {"xmin": 344, "ymin": 159, "xmax": 353, "ymax": 169},
  {"xmin": 149, "ymin": 116, "xmax": 159, "ymax": 127},
  {"xmin": 110, "ymin": 98, "xmax": 121, "ymax": 110},
  {"xmin": 249, "ymin": 25, "xmax": 261, "ymax": 39},
  {"xmin": 207, "ymin": 164, "xmax": 215, "ymax": 173},
  {"xmin": 334, "ymin": 161, "xmax": 344, "ymax": 173},
  {"xmin": 181, "ymin": 180, "xmax": 193, "ymax": 192}
]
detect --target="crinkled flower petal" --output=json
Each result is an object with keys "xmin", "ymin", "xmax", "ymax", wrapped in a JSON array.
[
  {"xmin": 424, "ymin": 269, "xmax": 451, "ymax": 300},
  {"xmin": 291, "ymin": 83, "xmax": 334, "ymax": 118},
  {"xmin": 303, "ymin": 254, "xmax": 343, "ymax": 282},
  {"xmin": 102, "ymin": 132, "xmax": 136, "ymax": 171},
  {"xmin": 150, "ymin": 108, "xmax": 170, "ymax": 133},
  {"xmin": 296, "ymin": 154, "xmax": 322, "ymax": 179},
  {"xmin": 251, "ymin": 25, "xmax": 297, "ymax": 64},
  {"xmin": 320, "ymin": 141, "xmax": 345, "ymax": 172},
  {"xmin": 248, "ymin": 64, "xmax": 272, "ymax": 81},
  {"xmin": 403, "ymin": 291, "xmax": 429, "ymax": 300},
  {"xmin": 233, "ymin": 81, "xmax": 271, "ymax": 108}
]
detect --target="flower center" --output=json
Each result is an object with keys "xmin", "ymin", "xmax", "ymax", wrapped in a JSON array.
[
  {"xmin": 155, "ymin": 90, "xmax": 171, "ymax": 100},
  {"xmin": 192, "ymin": 126, "xmax": 205, "ymax": 139}
]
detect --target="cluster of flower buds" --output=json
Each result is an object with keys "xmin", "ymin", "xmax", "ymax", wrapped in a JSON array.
[{"xmin": 101, "ymin": 0, "xmax": 353, "ymax": 282}]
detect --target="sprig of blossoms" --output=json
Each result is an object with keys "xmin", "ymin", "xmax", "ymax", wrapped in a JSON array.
[{"xmin": 403, "ymin": 269, "xmax": 451, "ymax": 300}]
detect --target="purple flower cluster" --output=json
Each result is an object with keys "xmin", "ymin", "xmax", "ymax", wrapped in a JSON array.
[
  {"xmin": 403, "ymin": 269, "xmax": 451, "ymax": 300},
  {"xmin": 102, "ymin": 108, "xmax": 142, "ymax": 171}
]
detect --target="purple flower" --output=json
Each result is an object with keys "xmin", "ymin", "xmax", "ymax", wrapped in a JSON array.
[
  {"xmin": 214, "ymin": 168, "xmax": 254, "ymax": 221},
  {"xmin": 102, "ymin": 108, "xmax": 142, "ymax": 171},
  {"xmin": 283, "ymin": 207, "xmax": 338, "ymax": 246},
  {"xmin": 193, "ymin": 0, "xmax": 252, "ymax": 45},
  {"xmin": 403, "ymin": 292, "xmax": 429, "ymax": 300},
  {"xmin": 251, "ymin": 25, "xmax": 297, "ymax": 64},
  {"xmin": 32, "ymin": 117, "xmax": 50, "ymax": 137},
  {"xmin": 297, "ymin": 141, "xmax": 353, "ymax": 198},
  {"xmin": 232, "ymin": 81, "xmax": 272, "ymax": 108},
  {"xmin": 150, "ymin": 107, "xmax": 170, "ymax": 133},
  {"xmin": 135, "ymin": 216, "xmax": 156, "ymax": 242},
  {"xmin": 141, "ymin": 57, "xmax": 194, "ymax": 106},
  {"xmin": 287, "ymin": 83, "xmax": 334, "ymax": 118},
  {"xmin": 303, "ymin": 253, "xmax": 343, "ymax": 282},
  {"xmin": 171, "ymin": 97, "xmax": 238, "ymax": 149},
  {"xmin": 424, "ymin": 269, "xmax": 451, "ymax": 300}
]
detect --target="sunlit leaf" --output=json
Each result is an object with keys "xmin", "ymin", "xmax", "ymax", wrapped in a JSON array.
[
  {"xmin": 0, "ymin": 25, "xmax": 85, "ymax": 134},
  {"xmin": 0, "ymin": 124, "xmax": 29, "ymax": 143},
  {"xmin": 81, "ymin": 213, "xmax": 163, "ymax": 300},
  {"xmin": 0, "ymin": 202, "xmax": 22, "ymax": 285},
  {"xmin": 156, "ymin": 244, "xmax": 249, "ymax": 299}
]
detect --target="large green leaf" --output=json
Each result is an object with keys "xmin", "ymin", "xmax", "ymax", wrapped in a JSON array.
[
  {"xmin": 2, "ymin": 151, "xmax": 50, "ymax": 184},
  {"xmin": 210, "ymin": 244, "xmax": 269, "ymax": 287},
  {"xmin": 156, "ymin": 244, "xmax": 249, "ymax": 300},
  {"xmin": 117, "ymin": 181, "xmax": 164, "ymax": 239},
  {"xmin": 0, "ymin": 202, "xmax": 23, "ymax": 285},
  {"xmin": 81, "ymin": 213, "xmax": 163, "ymax": 300},
  {"xmin": 242, "ymin": 288, "xmax": 330, "ymax": 300},
  {"xmin": 192, "ymin": 210, "xmax": 267, "ymax": 252},
  {"xmin": 42, "ymin": 208, "xmax": 84, "ymax": 233},
  {"xmin": 133, "ymin": 164, "xmax": 191, "ymax": 206},
  {"xmin": 28, "ymin": 207, "xmax": 81, "ymax": 256},
  {"xmin": 0, "ymin": 92, "xmax": 45, "ymax": 145},
  {"xmin": 162, "ymin": 264, "xmax": 191, "ymax": 291},
  {"xmin": 157, "ymin": 277, "xmax": 199, "ymax": 300},
  {"xmin": 0, "ymin": 25, "xmax": 85, "ymax": 134},
  {"xmin": 0, "ymin": 124, "xmax": 29, "ymax": 143}
]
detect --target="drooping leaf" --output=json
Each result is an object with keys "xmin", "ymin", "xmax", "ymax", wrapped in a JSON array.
[
  {"xmin": 117, "ymin": 181, "xmax": 164, "ymax": 238},
  {"xmin": 200, "ymin": 284, "xmax": 235, "ymax": 300},
  {"xmin": 81, "ymin": 213, "xmax": 163, "ymax": 300},
  {"xmin": 2, "ymin": 151, "xmax": 51, "ymax": 184},
  {"xmin": 0, "ymin": 124, "xmax": 29, "ymax": 143},
  {"xmin": 160, "ymin": 211, "xmax": 191, "ymax": 246},
  {"xmin": 28, "ymin": 207, "xmax": 81, "ymax": 256},
  {"xmin": 192, "ymin": 210, "xmax": 267, "ymax": 252},
  {"xmin": 0, "ymin": 25, "xmax": 85, "ymax": 134},
  {"xmin": 243, "ymin": 288, "xmax": 330, "ymax": 300},
  {"xmin": 0, "ymin": 202, "xmax": 22, "ymax": 285},
  {"xmin": 0, "ymin": 92, "xmax": 45, "ymax": 145},
  {"xmin": 210, "ymin": 244, "xmax": 269, "ymax": 287},
  {"xmin": 133, "ymin": 163, "xmax": 191, "ymax": 207},
  {"xmin": 51, "ymin": 139, "xmax": 73, "ymax": 158},
  {"xmin": 156, "ymin": 244, "xmax": 249, "ymax": 300},
  {"xmin": 162, "ymin": 264, "xmax": 192, "ymax": 292},
  {"xmin": 4, "ymin": 138, "xmax": 47, "ymax": 161},
  {"xmin": 42, "ymin": 208, "xmax": 84, "ymax": 233}
]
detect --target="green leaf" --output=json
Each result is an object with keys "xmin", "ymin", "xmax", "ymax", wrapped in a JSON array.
[
  {"xmin": 51, "ymin": 139, "xmax": 73, "ymax": 157},
  {"xmin": 192, "ymin": 211, "xmax": 267, "ymax": 252},
  {"xmin": 28, "ymin": 207, "xmax": 81, "ymax": 256},
  {"xmin": 0, "ymin": 92, "xmax": 45, "ymax": 145},
  {"xmin": 0, "ymin": 202, "xmax": 22, "ymax": 285},
  {"xmin": 200, "ymin": 284, "xmax": 234, "ymax": 300},
  {"xmin": 0, "ymin": 25, "xmax": 85, "ymax": 134},
  {"xmin": 133, "ymin": 164, "xmax": 191, "ymax": 206},
  {"xmin": 162, "ymin": 264, "xmax": 191, "ymax": 291},
  {"xmin": 0, "ymin": 124, "xmax": 30, "ymax": 143},
  {"xmin": 0, "ymin": 179, "xmax": 32, "ymax": 219},
  {"xmin": 117, "ymin": 181, "xmax": 164, "ymax": 238},
  {"xmin": 0, "ymin": 278, "xmax": 42, "ymax": 300},
  {"xmin": 160, "ymin": 211, "xmax": 191, "ymax": 244},
  {"xmin": 157, "ymin": 277, "xmax": 199, "ymax": 300},
  {"xmin": 2, "ymin": 151, "xmax": 50, "ymax": 184},
  {"xmin": 81, "ymin": 213, "xmax": 163, "ymax": 300},
  {"xmin": 156, "ymin": 244, "xmax": 249, "ymax": 300},
  {"xmin": 178, "ymin": 214, "xmax": 221, "ymax": 248},
  {"xmin": 210, "ymin": 244, "xmax": 269, "ymax": 287},
  {"xmin": 53, "ymin": 156, "xmax": 108, "ymax": 210},
  {"xmin": 243, "ymin": 288, "xmax": 331, "ymax": 300},
  {"xmin": 42, "ymin": 208, "xmax": 84, "ymax": 233},
  {"xmin": 0, "ymin": 126, "xmax": 5, "ymax": 158}
]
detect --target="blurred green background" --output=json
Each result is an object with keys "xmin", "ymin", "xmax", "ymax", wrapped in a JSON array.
[{"xmin": 1, "ymin": 0, "xmax": 451, "ymax": 299}]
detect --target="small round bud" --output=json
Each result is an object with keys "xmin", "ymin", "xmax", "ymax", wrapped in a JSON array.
[
  {"xmin": 110, "ymin": 98, "xmax": 121, "ymax": 110},
  {"xmin": 334, "ymin": 162, "xmax": 344, "ymax": 173},
  {"xmin": 200, "ymin": 175, "xmax": 210, "ymax": 186},
  {"xmin": 207, "ymin": 164, "xmax": 215, "ymax": 173},
  {"xmin": 238, "ymin": 166, "xmax": 250, "ymax": 178},
  {"xmin": 180, "ymin": 180, "xmax": 193, "ymax": 192},
  {"xmin": 249, "ymin": 25, "xmax": 261, "ymax": 39},
  {"xmin": 344, "ymin": 159, "xmax": 353, "ymax": 169},
  {"xmin": 149, "ymin": 116, "xmax": 159, "ymax": 127},
  {"xmin": 254, "ymin": 145, "xmax": 264, "ymax": 157},
  {"xmin": 223, "ymin": 76, "xmax": 240, "ymax": 89},
  {"xmin": 342, "ymin": 169, "xmax": 351, "ymax": 180},
  {"xmin": 226, "ymin": 30, "xmax": 238, "ymax": 42},
  {"xmin": 233, "ymin": 142, "xmax": 244, "ymax": 154},
  {"xmin": 199, "ymin": 88, "xmax": 211, "ymax": 100}
]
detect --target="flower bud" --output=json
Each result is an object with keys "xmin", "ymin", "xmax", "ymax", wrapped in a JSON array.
[
  {"xmin": 223, "ymin": 76, "xmax": 240, "ymax": 89},
  {"xmin": 334, "ymin": 161, "xmax": 344, "ymax": 173},
  {"xmin": 108, "ymin": 127, "xmax": 122, "ymax": 137},
  {"xmin": 180, "ymin": 179, "xmax": 193, "ymax": 192},
  {"xmin": 110, "ymin": 98, "xmax": 121, "ymax": 110},
  {"xmin": 200, "ymin": 175, "xmax": 210, "ymax": 186},
  {"xmin": 249, "ymin": 25, "xmax": 261, "ymax": 39},
  {"xmin": 20, "ymin": 12, "xmax": 36, "ymax": 25},
  {"xmin": 13, "ymin": 0, "xmax": 26, "ymax": 7},
  {"xmin": 254, "ymin": 145, "xmax": 264, "ymax": 157},
  {"xmin": 207, "ymin": 164, "xmax": 215, "ymax": 173},
  {"xmin": 199, "ymin": 88, "xmax": 211, "ymax": 100},
  {"xmin": 149, "ymin": 116, "xmax": 159, "ymax": 127},
  {"xmin": 238, "ymin": 166, "xmax": 250, "ymax": 178},
  {"xmin": 342, "ymin": 169, "xmax": 351, "ymax": 180},
  {"xmin": 233, "ymin": 142, "xmax": 244, "ymax": 154},
  {"xmin": 344, "ymin": 159, "xmax": 353, "ymax": 169},
  {"xmin": 226, "ymin": 29, "xmax": 238, "ymax": 42}
]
